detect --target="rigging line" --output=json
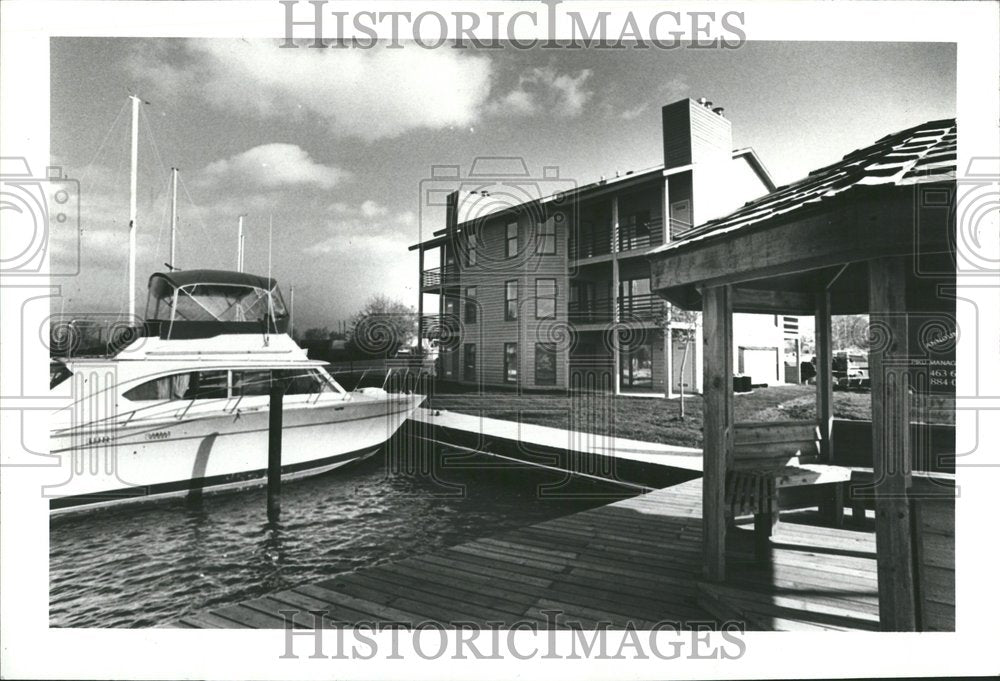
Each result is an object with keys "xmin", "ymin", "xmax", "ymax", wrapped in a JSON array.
[
  {"xmin": 152, "ymin": 173, "xmax": 173, "ymax": 266},
  {"xmin": 177, "ymin": 173, "xmax": 224, "ymax": 264},
  {"xmin": 138, "ymin": 102, "xmax": 169, "ymax": 189},
  {"xmin": 77, "ymin": 99, "xmax": 130, "ymax": 187}
]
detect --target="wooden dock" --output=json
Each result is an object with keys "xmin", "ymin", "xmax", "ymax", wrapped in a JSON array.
[{"xmin": 174, "ymin": 478, "xmax": 881, "ymax": 631}]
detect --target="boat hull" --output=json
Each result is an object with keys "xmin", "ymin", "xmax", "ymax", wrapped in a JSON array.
[{"xmin": 48, "ymin": 394, "xmax": 421, "ymax": 513}]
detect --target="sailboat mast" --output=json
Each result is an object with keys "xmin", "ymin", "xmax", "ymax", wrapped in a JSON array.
[
  {"xmin": 169, "ymin": 167, "xmax": 178, "ymax": 267},
  {"xmin": 289, "ymin": 285, "xmax": 295, "ymax": 337},
  {"xmin": 128, "ymin": 95, "xmax": 140, "ymax": 320}
]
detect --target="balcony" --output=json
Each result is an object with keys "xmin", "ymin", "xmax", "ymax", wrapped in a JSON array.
[
  {"xmin": 568, "ymin": 297, "xmax": 613, "ymax": 324},
  {"xmin": 419, "ymin": 314, "xmax": 461, "ymax": 339},
  {"xmin": 420, "ymin": 266, "xmax": 459, "ymax": 289},
  {"xmin": 618, "ymin": 217, "xmax": 664, "ymax": 253},
  {"xmin": 569, "ymin": 230, "xmax": 613, "ymax": 260},
  {"xmin": 618, "ymin": 293, "xmax": 664, "ymax": 322}
]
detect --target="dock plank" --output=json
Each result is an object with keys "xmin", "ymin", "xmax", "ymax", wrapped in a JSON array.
[{"xmin": 178, "ymin": 476, "xmax": 889, "ymax": 631}]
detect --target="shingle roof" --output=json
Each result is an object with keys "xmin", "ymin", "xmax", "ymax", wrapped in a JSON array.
[{"xmin": 655, "ymin": 118, "xmax": 956, "ymax": 250}]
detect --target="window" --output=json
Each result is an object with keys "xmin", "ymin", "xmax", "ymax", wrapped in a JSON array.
[
  {"xmin": 620, "ymin": 342, "xmax": 653, "ymax": 389},
  {"xmin": 123, "ymin": 370, "xmax": 228, "ymax": 401},
  {"xmin": 464, "ymin": 287, "xmax": 477, "ymax": 323},
  {"xmin": 467, "ymin": 243, "xmax": 477, "ymax": 267},
  {"xmin": 535, "ymin": 279, "xmax": 557, "ymax": 319},
  {"xmin": 538, "ymin": 217, "xmax": 556, "ymax": 255},
  {"xmin": 619, "ymin": 277, "xmax": 651, "ymax": 317},
  {"xmin": 504, "ymin": 343, "xmax": 518, "ymax": 383},
  {"xmin": 463, "ymin": 343, "xmax": 476, "ymax": 381},
  {"xmin": 232, "ymin": 370, "xmax": 272, "ymax": 396},
  {"xmin": 276, "ymin": 369, "xmax": 338, "ymax": 395},
  {"xmin": 505, "ymin": 280, "xmax": 518, "ymax": 321},
  {"xmin": 505, "ymin": 222, "xmax": 518, "ymax": 258},
  {"xmin": 535, "ymin": 343, "xmax": 557, "ymax": 385}
]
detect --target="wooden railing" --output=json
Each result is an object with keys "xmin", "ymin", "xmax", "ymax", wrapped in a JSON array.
[
  {"xmin": 419, "ymin": 314, "xmax": 461, "ymax": 339},
  {"xmin": 617, "ymin": 293, "xmax": 663, "ymax": 321},
  {"xmin": 618, "ymin": 217, "xmax": 664, "ymax": 252},
  {"xmin": 568, "ymin": 297, "xmax": 613, "ymax": 323},
  {"xmin": 569, "ymin": 230, "xmax": 613, "ymax": 260},
  {"xmin": 420, "ymin": 266, "xmax": 459, "ymax": 289}
]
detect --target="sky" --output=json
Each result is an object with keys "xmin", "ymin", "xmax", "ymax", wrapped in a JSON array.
[{"xmin": 49, "ymin": 39, "xmax": 955, "ymax": 331}]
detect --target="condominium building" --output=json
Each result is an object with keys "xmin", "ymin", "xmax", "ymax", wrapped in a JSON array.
[{"xmin": 411, "ymin": 97, "xmax": 800, "ymax": 393}]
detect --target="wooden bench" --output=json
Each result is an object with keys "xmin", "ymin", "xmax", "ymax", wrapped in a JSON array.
[{"xmin": 729, "ymin": 421, "xmax": 853, "ymax": 558}]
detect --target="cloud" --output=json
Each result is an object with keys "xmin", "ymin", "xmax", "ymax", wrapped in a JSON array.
[
  {"xmin": 305, "ymin": 201, "xmax": 415, "ymax": 255},
  {"xmin": 619, "ymin": 103, "xmax": 649, "ymax": 121},
  {"xmin": 199, "ymin": 144, "xmax": 347, "ymax": 190},
  {"xmin": 126, "ymin": 39, "xmax": 494, "ymax": 141},
  {"xmin": 487, "ymin": 66, "xmax": 593, "ymax": 117},
  {"xmin": 659, "ymin": 76, "xmax": 689, "ymax": 101},
  {"xmin": 359, "ymin": 200, "xmax": 388, "ymax": 218}
]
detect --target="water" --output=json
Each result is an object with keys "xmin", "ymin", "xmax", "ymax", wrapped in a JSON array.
[{"xmin": 50, "ymin": 438, "xmax": 638, "ymax": 628}]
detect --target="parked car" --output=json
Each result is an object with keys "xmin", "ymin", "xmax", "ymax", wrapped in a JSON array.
[{"xmin": 833, "ymin": 351, "xmax": 869, "ymax": 389}]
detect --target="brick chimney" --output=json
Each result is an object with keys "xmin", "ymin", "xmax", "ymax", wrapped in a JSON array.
[{"xmin": 662, "ymin": 98, "xmax": 733, "ymax": 171}]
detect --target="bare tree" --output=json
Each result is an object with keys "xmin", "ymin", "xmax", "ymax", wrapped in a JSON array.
[
  {"xmin": 832, "ymin": 314, "xmax": 870, "ymax": 351},
  {"xmin": 347, "ymin": 295, "xmax": 417, "ymax": 357}
]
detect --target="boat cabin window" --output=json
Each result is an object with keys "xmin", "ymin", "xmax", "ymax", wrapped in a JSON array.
[
  {"xmin": 124, "ymin": 368, "xmax": 340, "ymax": 401},
  {"xmin": 231, "ymin": 370, "xmax": 273, "ymax": 396},
  {"xmin": 123, "ymin": 370, "xmax": 228, "ymax": 401},
  {"xmin": 277, "ymin": 369, "xmax": 338, "ymax": 395}
]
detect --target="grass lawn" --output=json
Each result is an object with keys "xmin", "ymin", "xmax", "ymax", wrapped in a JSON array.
[{"xmin": 425, "ymin": 384, "xmax": 953, "ymax": 448}]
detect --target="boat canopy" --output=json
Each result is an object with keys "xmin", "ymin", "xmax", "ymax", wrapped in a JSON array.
[{"xmin": 144, "ymin": 269, "xmax": 289, "ymax": 339}]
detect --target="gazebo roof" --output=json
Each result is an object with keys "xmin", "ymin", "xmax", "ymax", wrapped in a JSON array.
[
  {"xmin": 648, "ymin": 118, "xmax": 957, "ymax": 314},
  {"xmin": 653, "ymin": 118, "xmax": 955, "ymax": 253}
]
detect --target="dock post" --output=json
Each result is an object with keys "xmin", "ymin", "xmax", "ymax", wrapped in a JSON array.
[{"xmin": 268, "ymin": 375, "xmax": 284, "ymax": 521}]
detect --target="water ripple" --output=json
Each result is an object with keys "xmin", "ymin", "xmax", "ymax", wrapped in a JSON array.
[{"xmin": 50, "ymin": 444, "xmax": 638, "ymax": 628}]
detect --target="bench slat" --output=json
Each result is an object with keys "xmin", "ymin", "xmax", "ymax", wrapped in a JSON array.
[{"xmin": 734, "ymin": 422, "xmax": 820, "ymax": 446}]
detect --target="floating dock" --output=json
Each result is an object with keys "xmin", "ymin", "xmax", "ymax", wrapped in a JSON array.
[{"xmin": 175, "ymin": 477, "xmax": 880, "ymax": 631}]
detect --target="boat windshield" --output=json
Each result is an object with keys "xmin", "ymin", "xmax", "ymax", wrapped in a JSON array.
[
  {"xmin": 174, "ymin": 283, "xmax": 285, "ymax": 323},
  {"xmin": 148, "ymin": 282, "xmax": 286, "ymax": 324}
]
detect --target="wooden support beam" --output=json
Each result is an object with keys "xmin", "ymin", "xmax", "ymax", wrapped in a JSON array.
[
  {"xmin": 815, "ymin": 290, "xmax": 838, "ymax": 522},
  {"xmin": 701, "ymin": 285, "xmax": 734, "ymax": 581},
  {"xmin": 268, "ymin": 377, "xmax": 284, "ymax": 522},
  {"xmin": 417, "ymin": 248, "xmax": 425, "ymax": 347},
  {"xmin": 611, "ymin": 195, "xmax": 621, "ymax": 396},
  {"xmin": 733, "ymin": 288, "xmax": 816, "ymax": 315},
  {"xmin": 664, "ymin": 326, "xmax": 674, "ymax": 399},
  {"xmin": 648, "ymin": 191, "xmax": 947, "ymax": 293},
  {"xmin": 868, "ymin": 256, "xmax": 917, "ymax": 631}
]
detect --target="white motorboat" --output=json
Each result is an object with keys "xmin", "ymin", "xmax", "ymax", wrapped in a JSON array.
[{"xmin": 48, "ymin": 269, "xmax": 423, "ymax": 513}]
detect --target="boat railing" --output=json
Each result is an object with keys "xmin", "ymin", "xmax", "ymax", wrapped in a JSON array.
[{"xmin": 49, "ymin": 314, "xmax": 145, "ymax": 359}]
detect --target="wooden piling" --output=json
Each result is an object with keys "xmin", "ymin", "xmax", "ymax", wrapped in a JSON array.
[{"xmin": 268, "ymin": 376, "xmax": 284, "ymax": 521}]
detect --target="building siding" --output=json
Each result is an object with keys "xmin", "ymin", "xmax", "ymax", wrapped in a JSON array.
[{"xmin": 416, "ymin": 97, "xmax": 790, "ymax": 394}]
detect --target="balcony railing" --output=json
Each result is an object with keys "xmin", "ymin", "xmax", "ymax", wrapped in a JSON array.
[
  {"xmin": 618, "ymin": 217, "xmax": 664, "ymax": 253},
  {"xmin": 419, "ymin": 314, "xmax": 461, "ymax": 340},
  {"xmin": 618, "ymin": 293, "xmax": 664, "ymax": 321},
  {"xmin": 569, "ymin": 230, "xmax": 613, "ymax": 260},
  {"xmin": 421, "ymin": 266, "xmax": 459, "ymax": 289},
  {"xmin": 568, "ymin": 297, "xmax": 613, "ymax": 324}
]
